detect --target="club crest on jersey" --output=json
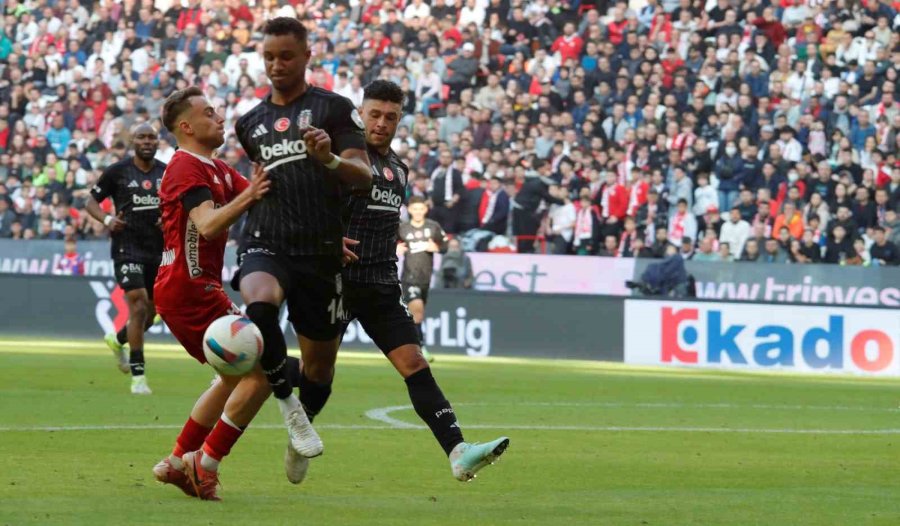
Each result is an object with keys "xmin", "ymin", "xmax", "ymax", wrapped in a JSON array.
[
  {"xmin": 351, "ymin": 109, "xmax": 364, "ymax": 129},
  {"xmin": 142, "ymin": 180, "xmax": 153, "ymax": 190},
  {"xmin": 274, "ymin": 118, "xmax": 291, "ymax": 133},
  {"xmin": 383, "ymin": 167, "xmax": 394, "ymax": 181},
  {"xmin": 297, "ymin": 109, "xmax": 312, "ymax": 130},
  {"xmin": 414, "ymin": 231, "xmax": 423, "ymax": 239}
]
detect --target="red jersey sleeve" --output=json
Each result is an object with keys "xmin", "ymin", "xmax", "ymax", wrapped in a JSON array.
[{"xmin": 160, "ymin": 153, "xmax": 213, "ymax": 203}]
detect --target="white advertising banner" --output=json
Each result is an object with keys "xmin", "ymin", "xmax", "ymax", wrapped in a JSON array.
[{"xmin": 624, "ymin": 300, "xmax": 900, "ymax": 376}]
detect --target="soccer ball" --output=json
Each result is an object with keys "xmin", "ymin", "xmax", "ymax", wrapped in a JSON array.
[{"xmin": 202, "ymin": 315, "xmax": 263, "ymax": 376}]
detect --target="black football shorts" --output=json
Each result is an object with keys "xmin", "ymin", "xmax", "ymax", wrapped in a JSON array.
[
  {"xmin": 235, "ymin": 251, "xmax": 343, "ymax": 340},
  {"xmin": 342, "ymin": 282, "xmax": 420, "ymax": 354},
  {"xmin": 401, "ymin": 280, "xmax": 429, "ymax": 304},
  {"xmin": 114, "ymin": 259, "xmax": 159, "ymax": 298}
]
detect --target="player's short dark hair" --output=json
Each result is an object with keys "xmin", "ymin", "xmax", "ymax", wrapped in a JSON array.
[
  {"xmin": 408, "ymin": 196, "xmax": 427, "ymax": 207},
  {"xmin": 363, "ymin": 80, "xmax": 404, "ymax": 105},
  {"xmin": 262, "ymin": 17, "xmax": 308, "ymax": 44},
  {"xmin": 161, "ymin": 86, "xmax": 203, "ymax": 133}
]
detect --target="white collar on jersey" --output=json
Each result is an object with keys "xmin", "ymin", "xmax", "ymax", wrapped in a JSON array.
[{"xmin": 178, "ymin": 148, "xmax": 215, "ymax": 166}]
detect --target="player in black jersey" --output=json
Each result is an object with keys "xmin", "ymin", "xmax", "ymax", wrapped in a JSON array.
[
  {"xmin": 286, "ymin": 80, "xmax": 509, "ymax": 484},
  {"xmin": 86, "ymin": 123, "xmax": 165, "ymax": 395},
  {"xmin": 232, "ymin": 17, "xmax": 372, "ymax": 463},
  {"xmin": 398, "ymin": 197, "xmax": 447, "ymax": 362}
]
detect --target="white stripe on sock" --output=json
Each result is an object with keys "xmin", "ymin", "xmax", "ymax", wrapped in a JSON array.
[
  {"xmin": 200, "ymin": 452, "xmax": 220, "ymax": 471},
  {"xmin": 221, "ymin": 413, "xmax": 242, "ymax": 431}
]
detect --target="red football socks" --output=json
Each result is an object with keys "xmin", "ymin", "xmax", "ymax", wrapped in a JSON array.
[{"xmin": 173, "ymin": 417, "xmax": 212, "ymax": 458}]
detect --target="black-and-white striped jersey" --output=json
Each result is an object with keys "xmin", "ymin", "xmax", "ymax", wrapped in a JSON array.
[
  {"xmin": 398, "ymin": 219, "xmax": 447, "ymax": 286},
  {"xmin": 343, "ymin": 144, "xmax": 409, "ymax": 285},
  {"xmin": 234, "ymin": 88, "xmax": 367, "ymax": 257},
  {"xmin": 89, "ymin": 157, "xmax": 165, "ymax": 263}
]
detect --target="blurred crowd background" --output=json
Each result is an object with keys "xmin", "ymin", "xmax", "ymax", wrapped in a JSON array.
[{"xmin": 1, "ymin": 0, "xmax": 900, "ymax": 267}]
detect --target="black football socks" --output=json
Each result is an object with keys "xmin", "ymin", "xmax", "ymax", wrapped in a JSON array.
[
  {"xmin": 129, "ymin": 348, "xmax": 145, "ymax": 376},
  {"xmin": 297, "ymin": 369, "xmax": 332, "ymax": 423},
  {"xmin": 405, "ymin": 368, "xmax": 464, "ymax": 455},
  {"xmin": 246, "ymin": 302, "xmax": 292, "ymax": 399},
  {"xmin": 117, "ymin": 316, "xmax": 156, "ymax": 345}
]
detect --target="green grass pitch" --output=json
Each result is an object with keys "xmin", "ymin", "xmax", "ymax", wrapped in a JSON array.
[{"xmin": 0, "ymin": 339, "xmax": 897, "ymax": 525}]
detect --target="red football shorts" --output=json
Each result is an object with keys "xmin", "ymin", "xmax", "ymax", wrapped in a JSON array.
[{"xmin": 157, "ymin": 288, "xmax": 240, "ymax": 364}]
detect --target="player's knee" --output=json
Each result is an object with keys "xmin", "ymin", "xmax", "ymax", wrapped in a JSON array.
[
  {"xmin": 391, "ymin": 346, "xmax": 429, "ymax": 377},
  {"xmin": 302, "ymin": 361, "xmax": 334, "ymax": 384},
  {"xmin": 130, "ymin": 301, "xmax": 149, "ymax": 323},
  {"xmin": 240, "ymin": 273, "xmax": 283, "ymax": 305},
  {"xmin": 246, "ymin": 302, "xmax": 281, "ymax": 332}
]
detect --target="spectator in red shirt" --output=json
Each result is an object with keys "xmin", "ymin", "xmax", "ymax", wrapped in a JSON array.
[
  {"xmin": 751, "ymin": 7, "xmax": 787, "ymax": 47},
  {"xmin": 176, "ymin": 0, "xmax": 204, "ymax": 32},
  {"xmin": 607, "ymin": 8, "xmax": 629, "ymax": 45},
  {"xmin": 551, "ymin": 23, "xmax": 584, "ymax": 65}
]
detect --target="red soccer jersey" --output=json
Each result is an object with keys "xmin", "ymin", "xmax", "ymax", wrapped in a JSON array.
[{"xmin": 154, "ymin": 150, "xmax": 248, "ymax": 310}]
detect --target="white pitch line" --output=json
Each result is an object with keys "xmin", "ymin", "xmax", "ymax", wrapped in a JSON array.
[
  {"xmin": 451, "ymin": 401, "xmax": 900, "ymax": 413},
  {"xmin": 363, "ymin": 404, "xmax": 900, "ymax": 435},
  {"xmin": 4, "ymin": 401, "xmax": 899, "ymax": 435},
  {"xmin": 2, "ymin": 422, "xmax": 899, "ymax": 436},
  {"xmin": 0, "ymin": 423, "xmax": 392, "ymax": 433},
  {"xmin": 459, "ymin": 425, "xmax": 900, "ymax": 435},
  {"xmin": 363, "ymin": 405, "xmax": 426, "ymax": 429}
]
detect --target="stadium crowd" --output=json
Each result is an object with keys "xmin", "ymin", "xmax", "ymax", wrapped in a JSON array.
[{"xmin": 1, "ymin": 0, "xmax": 900, "ymax": 266}]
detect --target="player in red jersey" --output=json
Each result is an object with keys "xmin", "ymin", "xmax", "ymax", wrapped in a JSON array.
[{"xmin": 151, "ymin": 86, "xmax": 272, "ymax": 501}]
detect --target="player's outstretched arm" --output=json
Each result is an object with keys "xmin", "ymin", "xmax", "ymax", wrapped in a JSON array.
[{"xmin": 189, "ymin": 164, "xmax": 270, "ymax": 240}]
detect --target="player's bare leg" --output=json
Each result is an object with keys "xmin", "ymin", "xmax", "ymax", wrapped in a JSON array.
[
  {"xmin": 124, "ymin": 288, "xmax": 152, "ymax": 394},
  {"xmin": 182, "ymin": 367, "xmax": 271, "ymax": 500},
  {"xmin": 406, "ymin": 298, "xmax": 433, "ymax": 362},
  {"xmin": 241, "ymin": 271, "xmax": 322, "ymax": 457}
]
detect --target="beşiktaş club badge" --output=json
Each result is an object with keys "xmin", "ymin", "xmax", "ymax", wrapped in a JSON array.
[
  {"xmin": 297, "ymin": 109, "xmax": 312, "ymax": 131},
  {"xmin": 351, "ymin": 109, "xmax": 364, "ymax": 129}
]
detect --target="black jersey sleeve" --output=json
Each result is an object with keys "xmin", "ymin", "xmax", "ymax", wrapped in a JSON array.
[
  {"xmin": 431, "ymin": 220, "xmax": 448, "ymax": 250},
  {"xmin": 234, "ymin": 115, "xmax": 258, "ymax": 162},
  {"xmin": 90, "ymin": 164, "xmax": 118, "ymax": 202},
  {"xmin": 324, "ymin": 96, "xmax": 367, "ymax": 154}
]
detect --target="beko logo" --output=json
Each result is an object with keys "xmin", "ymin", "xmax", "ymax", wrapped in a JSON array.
[
  {"xmin": 132, "ymin": 194, "xmax": 160, "ymax": 206},
  {"xmin": 259, "ymin": 139, "xmax": 308, "ymax": 161},
  {"xmin": 370, "ymin": 187, "xmax": 402, "ymax": 208}
]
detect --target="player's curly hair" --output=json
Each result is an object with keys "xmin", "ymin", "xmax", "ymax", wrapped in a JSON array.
[
  {"xmin": 161, "ymin": 86, "xmax": 204, "ymax": 133},
  {"xmin": 262, "ymin": 17, "xmax": 308, "ymax": 43},
  {"xmin": 363, "ymin": 80, "xmax": 404, "ymax": 105}
]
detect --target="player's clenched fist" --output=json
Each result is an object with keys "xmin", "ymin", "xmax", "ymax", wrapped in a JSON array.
[
  {"xmin": 248, "ymin": 163, "xmax": 271, "ymax": 200},
  {"xmin": 302, "ymin": 127, "xmax": 333, "ymax": 164}
]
